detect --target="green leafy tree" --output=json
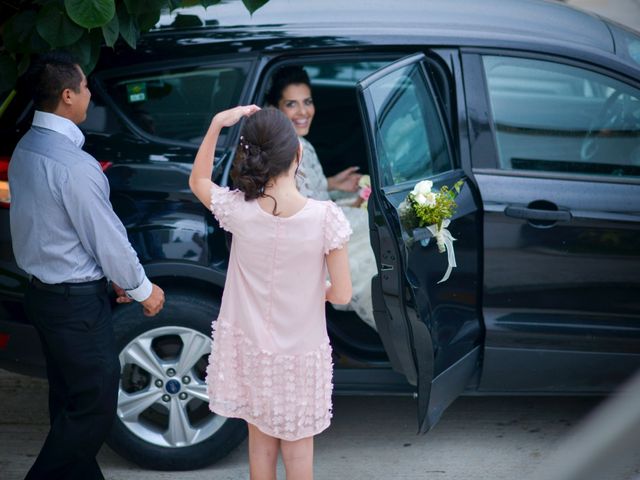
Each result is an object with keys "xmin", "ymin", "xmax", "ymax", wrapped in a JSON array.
[{"xmin": 0, "ymin": 0, "xmax": 269, "ymax": 101}]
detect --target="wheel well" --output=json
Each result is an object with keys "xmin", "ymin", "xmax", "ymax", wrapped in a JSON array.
[
  {"xmin": 152, "ymin": 276, "xmax": 223, "ymax": 304},
  {"xmin": 108, "ymin": 275, "xmax": 223, "ymax": 310}
]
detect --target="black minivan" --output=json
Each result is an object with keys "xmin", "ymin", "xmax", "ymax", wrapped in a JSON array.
[{"xmin": 1, "ymin": 0, "xmax": 639, "ymax": 471}]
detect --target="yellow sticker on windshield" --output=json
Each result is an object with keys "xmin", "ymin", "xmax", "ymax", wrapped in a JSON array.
[{"xmin": 127, "ymin": 83, "xmax": 147, "ymax": 103}]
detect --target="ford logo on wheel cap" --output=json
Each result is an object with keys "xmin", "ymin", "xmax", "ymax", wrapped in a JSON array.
[{"xmin": 166, "ymin": 379, "xmax": 181, "ymax": 394}]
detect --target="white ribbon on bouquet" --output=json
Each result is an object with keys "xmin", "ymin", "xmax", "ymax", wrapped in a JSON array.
[{"xmin": 426, "ymin": 219, "xmax": 457, "ymax": 284}]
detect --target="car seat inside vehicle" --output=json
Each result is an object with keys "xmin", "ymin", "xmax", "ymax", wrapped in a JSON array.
[{"xmin": 261, "ymin": 59, "xmax": 390, "ymax": 362}]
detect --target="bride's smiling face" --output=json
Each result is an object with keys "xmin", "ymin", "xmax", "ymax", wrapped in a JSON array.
[{"xmin": 277, "ymin": 83, "xmax": 315, "ymax": 137}]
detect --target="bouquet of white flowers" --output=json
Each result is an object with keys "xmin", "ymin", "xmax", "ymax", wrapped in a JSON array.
[
  {"xmin": 399, "ymin": 179, "xmax": 464, "ymax": 283},
  {"xmin": 357, "ymin": 174, "xmax": 372, "ymax": 209}
]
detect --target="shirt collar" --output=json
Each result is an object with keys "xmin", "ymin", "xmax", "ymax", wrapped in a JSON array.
[{"xmin": 32, "ymin": 110, "xmax": 85, "ymax": 148}]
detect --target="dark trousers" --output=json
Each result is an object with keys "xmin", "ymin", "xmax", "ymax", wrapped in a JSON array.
[{"xmin": 24, "ymin": 282, "xmax": 120, "ymax": 480}]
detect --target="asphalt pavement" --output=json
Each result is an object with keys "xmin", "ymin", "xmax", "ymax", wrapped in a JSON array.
[{"xmin": 2, "ymin": 369, "xmax": 639, "ymax": 480}]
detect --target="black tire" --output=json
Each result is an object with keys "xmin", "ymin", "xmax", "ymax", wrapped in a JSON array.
[{"xmin": 106, "ymin": 291, "xmax": 247, "ymax": 471}]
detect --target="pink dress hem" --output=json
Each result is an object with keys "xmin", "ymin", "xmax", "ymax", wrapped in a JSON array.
[{"xmin": 207, "ymin": 319, "xmax": 334, "ymax": 441}]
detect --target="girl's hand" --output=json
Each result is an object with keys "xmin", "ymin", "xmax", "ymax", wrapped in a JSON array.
[
  {"xmin": 190, "ymin": 105, "xmax": 260, "ymax": 208},
  {"xmin": 212, "ymin": 105, "xmax": 261, "ymax": 129},
  {"xmin": 328, "ymin": 166, "xmax": 362, "ymax": 192}
]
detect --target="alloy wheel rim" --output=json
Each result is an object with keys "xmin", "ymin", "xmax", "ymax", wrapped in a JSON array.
[{"xmin": 117, "ymin": 326, "xmax": 226, "ymax": 448}]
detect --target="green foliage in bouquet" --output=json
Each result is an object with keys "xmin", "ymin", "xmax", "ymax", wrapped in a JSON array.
[{"xmin": 400, "ymin": 179, "xmax": 464, "ymax": 231}]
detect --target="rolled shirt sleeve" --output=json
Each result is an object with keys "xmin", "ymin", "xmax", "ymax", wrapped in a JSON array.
[
  {"xmin": 126, "ymin": 276, "xmax": 153, "ymax": 302},
  {"xmin": 61, "ymin": 161, "xmax": 152, "ymax": 302}
]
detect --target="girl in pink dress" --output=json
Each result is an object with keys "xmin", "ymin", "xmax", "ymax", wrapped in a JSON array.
[{"xmin": 189, "ymin": 105, "xmax": 352, "ymax": 480}]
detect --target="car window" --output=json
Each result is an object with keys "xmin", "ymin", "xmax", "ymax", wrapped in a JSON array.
[
  {"xmin": 612, "ymin": 24, "xmax": 640, "ymax": 68},
  {"xmin": 288, "ymin": 60, "xmax": 390, "ymax": 178},
  {"xmin": 366, "ymin": 63, "xmax": 452, "ymax": 186},
  {"xmin": 105, "ymin": 64, "xmax": 249, "ymax": 145},
  {"xmin": 305, "ymin": 62, "xmax": 390, "ymax": 84},
  {"xmin": 483, "ymin": 56, "xmax": 640, "ymax": 179}
]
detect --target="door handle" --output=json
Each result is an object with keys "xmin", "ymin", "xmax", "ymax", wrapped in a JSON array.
[{"xmin": 504, "ymin": 205, "xmax": 571, "ymax": 222}]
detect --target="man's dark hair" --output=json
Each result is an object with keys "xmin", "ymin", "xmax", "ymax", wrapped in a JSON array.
[
  {"xmin": 25, "ymin": 51, "xmax": 83, "ymax": 112},
  {"xmin": 265, "ymin": 65, "xmax": 311, "ymax": 107}
]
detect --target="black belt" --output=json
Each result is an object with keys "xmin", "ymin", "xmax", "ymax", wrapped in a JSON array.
[{"xmin": 30, "ymin": 277, "xmax": 108, "ymax": 296}]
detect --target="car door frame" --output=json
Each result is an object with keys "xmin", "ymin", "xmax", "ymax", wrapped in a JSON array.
[
  {"xmin": 462, "ymin": 47, "xmax": 640, "ymax": 393},
  {"xmin": 356, "ymin": 52, "xmax": 484, "ymax": 431}
]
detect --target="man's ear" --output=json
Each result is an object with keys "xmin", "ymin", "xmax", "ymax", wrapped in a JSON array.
[{"xmin": 60, "ymin": 88, "xmax": 74, "ymax": 106}]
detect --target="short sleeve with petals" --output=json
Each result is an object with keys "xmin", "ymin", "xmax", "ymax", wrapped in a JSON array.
[
  {"xmin": 323, "ymin": 201, "xmax": 352, "ymax": 255},
  {"xmin": 210, "ymin": 185, "xmax": 245, "ymax": 233}
]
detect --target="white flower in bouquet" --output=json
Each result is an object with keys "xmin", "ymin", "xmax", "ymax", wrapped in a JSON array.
[
  {"xmin": 411, "ymin": 180, "xmax": 433, "ymax": 197},
  {"xmin": 400, "ymin": 179, "xmax": 465, "ymax": 283},
  {"xmin": 415, "ymin": 191, "xmax": 437, "ymax": 207},
  {"xmin": 357, "ymin": 174, "xmax": 372, "ymax": 209}
]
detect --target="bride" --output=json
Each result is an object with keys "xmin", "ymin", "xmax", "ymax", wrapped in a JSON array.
[{"xmin": 266, "ymin": 65, "xmax": 378, "ymax": 331}]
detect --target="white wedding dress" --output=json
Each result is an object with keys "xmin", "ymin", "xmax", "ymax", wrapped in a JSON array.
[{"xmin": 297, "ymin": 137, "xmax": 378, "ymax": 331}]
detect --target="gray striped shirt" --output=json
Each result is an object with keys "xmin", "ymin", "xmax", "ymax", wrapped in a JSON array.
[{"xmin": 9, "ymin": 111, "xmax": 151, "ymax": 301}]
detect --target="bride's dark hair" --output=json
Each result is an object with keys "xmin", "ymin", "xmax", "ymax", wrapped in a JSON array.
[
  {"xmin": 265, "ymin": 65, "xmax": 311, "ymax": 106},
  {"xmin": 231, "ymin": 108, "xmax": 299, "ymax": 213}
]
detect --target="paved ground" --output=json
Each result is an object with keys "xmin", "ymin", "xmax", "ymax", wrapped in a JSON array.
[{"xmin": 2, "ymin": 369, "xmax": 639, "ymax": 480}]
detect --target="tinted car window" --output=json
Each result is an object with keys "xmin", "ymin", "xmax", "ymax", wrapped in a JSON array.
[
  {"xmin": 483, "ymin": 56, "xmax": 640, "ymax": 178},
  {"xmin": 612, "ymin": 24, "xmax": 640, "ymax": 68},
  {"xmin": 105, "ymin": 64, "xmax": 249, "ymax": 144},
  {"xmin": 82, "ymin": 100, "xmax": 124, "ymax": 135},
  {"xmin": 305, "ymin": 61, "xmax": 390, "ymax": 84},
  {"xmin": 294, "ymin": 60, "xmax": 391, "ymax": 177},
  {"xmin": 367, "ymin": 63, "xmax": 452, "ymax": 186}
]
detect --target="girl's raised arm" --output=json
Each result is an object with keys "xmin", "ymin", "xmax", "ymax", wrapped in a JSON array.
[{"xmin": 189, "ymin": 105, "xmax": 260, "ymax": 207}]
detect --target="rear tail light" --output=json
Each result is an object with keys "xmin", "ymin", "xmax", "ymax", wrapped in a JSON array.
[
  {"xmin": 0, "ymin": 157, "xmax": 10, "ymax": 209},
  {"xmin": 99, "ymin": 161, "xmax": 113, "ymax": 172}
]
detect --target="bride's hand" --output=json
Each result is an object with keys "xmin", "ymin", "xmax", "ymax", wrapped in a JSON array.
[
  {"xmin": 328, "ymin": 166, "xmax": 361, "ymax": 192},
  {"xmin": 213, "ymin": 105, "xmax": 261, "ymax": 129}
]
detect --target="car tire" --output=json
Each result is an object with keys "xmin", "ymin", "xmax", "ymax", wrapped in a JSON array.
[{"xmin": 107, "ymin": 291, "xmax": 247, "ymax": 471}]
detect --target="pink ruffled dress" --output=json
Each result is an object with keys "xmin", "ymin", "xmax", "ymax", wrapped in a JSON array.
[{"xmin": 206, "ymin": 185, "xmax": 352, "ymax": 440}]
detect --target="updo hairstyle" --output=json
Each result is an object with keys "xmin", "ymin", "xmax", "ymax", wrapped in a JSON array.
[
  {"xmin": 265, "ymin": 65, "xmax": 312, "ymax": 107},
  {"xmin": 230, "ymin": 107, "xmax": 299, "ymax": 207}
]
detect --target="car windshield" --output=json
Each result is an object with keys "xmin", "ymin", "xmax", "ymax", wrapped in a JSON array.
[
  {"xmin": 104, "ymin": 64, "xmax": 249, "ymax": 145},
  {"xmin": 612, "ymin": 24, "xmax": 640, "ymax": 68}
]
